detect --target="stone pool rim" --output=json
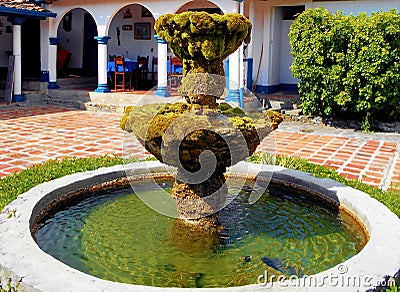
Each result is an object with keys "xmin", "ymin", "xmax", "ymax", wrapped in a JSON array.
[{"xmin": 0, "ymin": 161, "xmax": 399, "ymax": 292}]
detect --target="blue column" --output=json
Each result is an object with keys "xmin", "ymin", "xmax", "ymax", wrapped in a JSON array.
[
  {"xmin": 94, "ymin": 36, "xmax": 111, "ymax": 93},
  {"xmin": 226, "ymin": 89, "xmax": 240, "ymax": 103},
  {"xmin": 154, "ymin": 35, "xmax": 170, "ymax": 97}
]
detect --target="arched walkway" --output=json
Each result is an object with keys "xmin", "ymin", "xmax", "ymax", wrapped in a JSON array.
[
  {"xmin": 57, "ymin": 8, "xmax": 98, "ymax": 77},
  {"xmin": 106, "ymin": 4, "xmax": 156, "ymax": 90}
]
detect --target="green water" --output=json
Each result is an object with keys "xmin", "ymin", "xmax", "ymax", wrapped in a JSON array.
[{"xmin": 34, "ymin": 179, "xmax": 367, "ymax": 288}]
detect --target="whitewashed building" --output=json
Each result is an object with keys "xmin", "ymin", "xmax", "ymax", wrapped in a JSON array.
[{"xmin": 0, "ymin": 0, "xmax": 399, "ymax": 102}]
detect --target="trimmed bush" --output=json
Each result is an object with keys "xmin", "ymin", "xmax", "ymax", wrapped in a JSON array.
[{"xmin": 290, "ymin": 8, "xmax": 400, "ymax": 131}]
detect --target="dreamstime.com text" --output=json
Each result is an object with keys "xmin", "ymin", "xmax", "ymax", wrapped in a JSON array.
[{"xmin": 257, "ymin": 264, "xmax": 396, "ymax": 289}]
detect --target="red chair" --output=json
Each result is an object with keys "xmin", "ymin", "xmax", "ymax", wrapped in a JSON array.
[
  {"xmin": 113, "ymin": 56, "xmax": 130, "ymax": 91},
  {"xmin": 168, "ymin": 57, "xmax": 182, "ymax": 92},
  {"xmin": 137, "ymin": 55, "xmax": 149, "ymax": 81},
  {"xmin": 57, "ymin": 50, "xmax": 71, "ymax": 77},
  {"xmin": 151, "ymin": 56, "xmax": 158, "ymax": 86}
]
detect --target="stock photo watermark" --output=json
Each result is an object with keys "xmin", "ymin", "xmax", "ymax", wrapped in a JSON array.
[{"xmin": 257, "ymin": 264, "xmax": 396, "ymax": 289}]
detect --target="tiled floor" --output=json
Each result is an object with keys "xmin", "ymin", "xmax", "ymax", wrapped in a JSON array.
[
  {"xmin": 259, "ymin": 131, "xmax": 399, "ymax": 189},
  {"xmin": 0, "ymin": 105, "xmax": 399, "ymax": 190}
]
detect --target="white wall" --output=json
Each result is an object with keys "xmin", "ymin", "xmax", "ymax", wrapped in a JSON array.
[
  {"xmin": 269, "ymin": 6, "xmax": 283, "ymax": 86},
  {"xmin": 0, "ymin": 16, "xmax": 13, "ymax": 67},
  {"xmin": 252, "ymin": 0, "xmax": 399, "ymax": 91},
  {"xmin": 307, "ymin": 0, "xmax": 400, "ymax": 15},
  {"xmin": 249, "ymin": 0, "xmax": 264, "ymax": 83},
  {"xmin": 107, "ymin": 4, "xmax": 157, "ymax": 61},
  {"xmin": 280, "ymin": 19, "xmax": 298, "ymax": 84}
]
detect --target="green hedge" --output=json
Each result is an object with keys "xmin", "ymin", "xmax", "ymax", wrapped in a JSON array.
[{"xmin": 289, "ymin": 8, "xmax": 400, "ymax": 131}]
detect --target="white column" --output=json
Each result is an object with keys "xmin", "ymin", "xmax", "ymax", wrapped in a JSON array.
[
  {"xmin": 12, "ymin": 18, "xmax": 25, "ymax": 102},
  {"xmin": 226, "ymin": 47, "xmax": 240, "ymax": 104},
  {"xmin": 226, "ymin": 0, "xmax": 242, "ymax": 105},
  {"xmin": 94, "ymin": 36, "xmax": 111, "ymax": 93},
  {"xmin": 247, "ymin": 0, "xmax": 255, "ymax": 60},
  {"xmin": 239, "ymin": 0, "xmax": 245, "ymax": 108},
  {"xmin": 46, "ymin": 15, "xmax": 58, "ymax": 89},
  {"xmin": 40, "ymin": 19, "xmax": 50, "ymax": 83},
  {"xmin": 246, "ymin": 0, "xmax": 255, "ymax": 92},
  {"xmin": 154, "ymin": 36, "xmax": 170, "ymax": 97},
  {"xmin": 48, "ymin": 37, "xmax": 59, "ymax": 89}
]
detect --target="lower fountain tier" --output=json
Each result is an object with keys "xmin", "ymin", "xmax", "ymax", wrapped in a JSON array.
[{"xmin": 122, "ymin": 102, "xmax": 281, "ymax": 173}]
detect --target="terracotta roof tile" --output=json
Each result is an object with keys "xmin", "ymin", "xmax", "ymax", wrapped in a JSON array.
[{"xmin": 0, "ymin": 0, "xmax": 53, "ymax": 13}]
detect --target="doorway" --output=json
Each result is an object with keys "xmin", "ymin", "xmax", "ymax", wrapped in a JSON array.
[
  {"xmin": 21, "ymin": 19, "xmax": 40, "ymax": 80},
  {"xmin": 82, "ymin": 13, "xmax": 98, "ymax": 77}
]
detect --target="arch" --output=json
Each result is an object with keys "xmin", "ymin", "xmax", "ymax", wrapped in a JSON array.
[
  {"xmin": 54, "ymin": 7, "xmax": 98, "ymax": 34},
  {"xmin": 175, "ymin": 0, "xmax": 222, "ymax": 14},
  {"xmin": 56, "ymin": 8, "xmax": 98, "ymax": 77},
  {"xmin": 106, "ymin": 3, "xmax": 157, "ymax": 90}
]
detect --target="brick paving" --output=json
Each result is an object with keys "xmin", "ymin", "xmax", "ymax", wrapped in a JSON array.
[
  {"xmin": 0, "ymin": 105, "xmax": 399, "ymax": 190},
  {"xmin": 0, "ymin": 106, "xmax": 149, "ymax": 178}
]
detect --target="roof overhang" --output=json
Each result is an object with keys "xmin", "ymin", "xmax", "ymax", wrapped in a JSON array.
[{"xmin": 0, "ymin": 5, "xmax": 56, "ymax": 19}]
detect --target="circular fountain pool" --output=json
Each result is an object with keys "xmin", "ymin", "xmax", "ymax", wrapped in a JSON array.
[
  {"xmin": 32, "ymin": 177, "xmax": 367, "ymax": 288},
  {"xmin": 1, "ymin": 161, "xmax": 400, "ymax": 291}
]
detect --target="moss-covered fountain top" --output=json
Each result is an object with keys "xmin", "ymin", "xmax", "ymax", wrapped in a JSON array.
[
  {"xmin": 154, "ymin": 11, "xmax": 251, "ymax": 106},
  {"xmin": 154, "ymin": 12, "xmax": 251, "ymax": 106}
]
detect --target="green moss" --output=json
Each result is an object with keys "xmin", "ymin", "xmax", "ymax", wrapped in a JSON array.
[
  {"xmin": 155, "ymin": 12, "xmax": 251, "ymax": 68},
  {"xmin": 218, "ymin": 103, "xmax": 245, "ymax": 117}
]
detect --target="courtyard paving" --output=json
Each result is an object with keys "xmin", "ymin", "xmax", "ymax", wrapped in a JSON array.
[{"xmin": 0, "ymin": 105, "xmax": 399, "ymax": 190}]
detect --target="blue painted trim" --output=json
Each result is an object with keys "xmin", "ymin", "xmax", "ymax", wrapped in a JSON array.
[
  {"xmin": 48, "ymin": 82, "xmax": 59, "ymax": 89},
  {"xmin": 94, "ymin": 84, "xmax": 111, "ymax": 93},
  {"xmin": 226, "ymin": 89, "xmax": 240, "ymax": 103},
  {"xmin": 255, "ymin": 84, "xmax": 299, "ymax": 94},
  {"xmin": 8, "ymin": 16, "xmax": 25, "ymax": 25},
  {"xmin": 94, "ymin": 36, "xmax": 111, "ymax": 45},
  {"xmin": 255, "ymin": 85, "xmax": 279, "ymax": 94},
  {"xmin": 1, "ymin": 7, "xmax": 56, "ymax": 19},
  {"xmin": 245, "ymin": 58, "xmax": 253, "ymax": 91},
  {"xmin": 49, "ymin": 37, "xmax": 59, "ymax": 46},
  {"xmin": 40, "ymin": 71, "xmax": 49, "ymax": 82},
  {"xmin": 154, "ymin": 86, "xmax": 170, "ymax": 97},
  {"xmin": 154, "ymin": 35, "xmax": 167, "ymax": 44},
  {"xmin": 12, "ymin": 94, "xmax": 25, "ymax": 102},
  {"xmin": 279, "ymin": 83, "xmax": 298, "ymax": 92},
  {"xmin": 225, "ymin": 59, "xmax": 229, "ymax": 90},
  {"xmin": 239, "ymin": 87, "xmax": 244, "ymax": 109}
]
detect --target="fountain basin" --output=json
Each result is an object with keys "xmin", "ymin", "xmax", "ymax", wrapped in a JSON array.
[{"xmin": 1, "ymin": 161, "xmax": 400, "ymax": 291}]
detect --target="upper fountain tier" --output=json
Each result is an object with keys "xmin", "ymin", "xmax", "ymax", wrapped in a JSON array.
[{"xmin": 155, "ymin": 12, "xmax": 252, "ymax": 106}]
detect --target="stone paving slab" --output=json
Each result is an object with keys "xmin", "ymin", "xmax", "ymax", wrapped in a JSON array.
[{"xmin": 0, "ymin": 105, "xmax": 399, "ymax": 190}]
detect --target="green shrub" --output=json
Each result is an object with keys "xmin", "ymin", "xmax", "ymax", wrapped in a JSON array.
[{"xmin": 290, "ymin": 8, "xmax": 400, "ymax": 131}]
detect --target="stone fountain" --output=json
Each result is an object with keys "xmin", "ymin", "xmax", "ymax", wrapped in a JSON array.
[
  {"xmin": 121, "ymin": 11, "xmax": 282, "ymax": 234},
  {"xmin": 1, "ymin": 13, "xmax": 400, "ymax": 292}
]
